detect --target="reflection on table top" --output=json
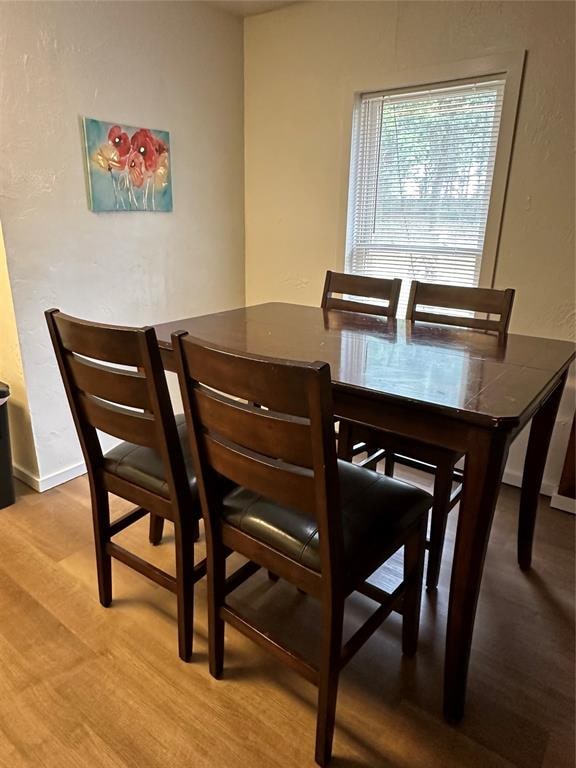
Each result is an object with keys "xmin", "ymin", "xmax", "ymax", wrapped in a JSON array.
[{"xmin": 154, "ymin": 302, "xmax": 575, "ymax": 427}]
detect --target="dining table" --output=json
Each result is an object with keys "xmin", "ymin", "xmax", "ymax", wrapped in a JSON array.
[{"xmin": 153, "ymin": 301, "xmax": 575, "ymax": 722}]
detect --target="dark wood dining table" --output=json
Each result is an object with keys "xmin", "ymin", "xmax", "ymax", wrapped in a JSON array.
[{"xmin": 154, "ymin": 302, "xmax": 575, "ymax": 722}]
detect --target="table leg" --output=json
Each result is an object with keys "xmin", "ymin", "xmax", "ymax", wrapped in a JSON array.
[
  {"xmin": 444, "ymin": 428, "xmax": 509, "ymax": 722},
  {"xmin": 517, "ymin": 373, "xmax": 568, "ymax": 570}
]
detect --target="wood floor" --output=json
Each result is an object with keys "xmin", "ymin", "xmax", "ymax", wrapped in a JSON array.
[{"xmin": 0, "ymin": 473, "xmax": 573, "ymax": 768}]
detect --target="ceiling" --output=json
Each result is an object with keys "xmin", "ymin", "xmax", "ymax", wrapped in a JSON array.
[{"xmin": 210, "ymin": 1, "xmax": 297, "ymax": 16}]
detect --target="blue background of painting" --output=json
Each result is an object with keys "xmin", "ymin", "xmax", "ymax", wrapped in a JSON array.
[{"xmin": 83, "ymin": 117, "xmax": 173, "ymax": 212}]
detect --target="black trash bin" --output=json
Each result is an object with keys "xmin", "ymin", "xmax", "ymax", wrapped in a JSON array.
[{"xmin": 0, "ymin": 382, "xmax": 15, "ymax": 508}]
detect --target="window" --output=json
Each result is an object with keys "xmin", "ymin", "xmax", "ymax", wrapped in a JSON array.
[{"xmin": 345, "ymin": 55, "xmax": 524, "ymax": 316}]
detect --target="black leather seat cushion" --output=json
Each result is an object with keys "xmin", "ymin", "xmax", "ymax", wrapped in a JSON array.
[
  {"xmin": 104, "ymin": 414, "xmax": 197, "ymax": 499},
  {"xmin": 222, "ymin": 460, "xmax": 432, "ymax": 573}
]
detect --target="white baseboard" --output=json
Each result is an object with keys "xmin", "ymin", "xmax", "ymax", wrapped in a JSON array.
[
  {"xmin": 13, "ymin": 461, "xmax": 86, "ymax": 493},
  {"xmin": 550, "ymin": 494, "xmax": 576, "ymax": 514},
  {"xmin": 502, "ymin": 467, "xmax": 575, "ymax": 514},
  {"xmin": 11, "ymin": 461, "xmax": 559, "ymax": 496},
  {"xmin": 501, "ymin": 467, "xmax": 556, "ymax": 497}
]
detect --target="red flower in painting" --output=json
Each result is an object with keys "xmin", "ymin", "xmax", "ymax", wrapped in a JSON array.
[
  {"xmin": 130, "ymin": 129, "xmax": 160, "ymax": 173},
  {"xmin": 154, "ymin": 136, "xmax": 167, "ymax": 156},
  {"xmin": 127, "ymin": 150, "xmax": 146, "ymax": 187},
  {"xmin": 108, "ymin": 125, "xmax": 130, "ymax": 168}
]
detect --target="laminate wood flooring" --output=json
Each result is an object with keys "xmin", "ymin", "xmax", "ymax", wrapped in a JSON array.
[{"xmin": 0, "ymin": 474, "xmax": 573, "ymax": 768}]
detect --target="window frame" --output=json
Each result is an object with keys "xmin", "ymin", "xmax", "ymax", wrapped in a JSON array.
[{"xmin": 344, "ymin": 51, "xmax": 526, "ymax": 291}]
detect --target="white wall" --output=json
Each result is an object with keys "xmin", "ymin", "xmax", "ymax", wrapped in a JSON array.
[
  {"xmin": 0, "ymin": 1, "xmax": 245, "ymax": 489},
  {"xmin": 244, "ymin": 0, "xmax": 575, "ymax": 496}
]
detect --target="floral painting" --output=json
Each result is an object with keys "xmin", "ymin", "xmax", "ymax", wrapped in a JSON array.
[{"xmin": 83, "ymin": 117, "xmax": 172, "ymax": 212}]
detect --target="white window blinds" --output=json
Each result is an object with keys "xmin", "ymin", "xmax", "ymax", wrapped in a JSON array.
[{"xmin": 346, "ymin": 78, "xmax": 506, "ymax": 315}]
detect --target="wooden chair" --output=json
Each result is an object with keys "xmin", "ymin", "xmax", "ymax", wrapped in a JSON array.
[
  {"xmin": 406, "ymin": 280, "xmax": 515, "ymax": 335},
  {"xmin": 321, "ymin": 270, "xmax": 401, "ymax": 317},
  {"xmin": 338, "ymin": 281, "xmax": 515, "ymax": 590},
  {"xmin": 46, "ymin": 309, "xmax": 211, "ymax": 661},
  {"xmin": 321, "ymin": 268, "xmax": 402, "ymax": 475},
  {"xmin": 173, "ymin": 331, "xmax": 431, "ymax": 766}
]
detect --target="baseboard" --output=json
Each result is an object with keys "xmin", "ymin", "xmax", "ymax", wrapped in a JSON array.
[
  {"xmin": 501, "ymin": 467, "xmax": 556, "ymax": 498},
  {"xmin": 550, "ymin": 494, "xmax": 576, "ymax": 515},
  {"xmin": 13, "ymin": 461, "xmax": 87, "ymax": 493},
  {"xmin": 9, "ymin": 454, "xmax": 564, "ymax": 498}
]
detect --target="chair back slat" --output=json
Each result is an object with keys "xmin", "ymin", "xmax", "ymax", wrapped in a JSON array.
[
  {"xmin": 65, "ymin": 352, "xmax": 151, "ymax": 411},
  {"xmin": 78, "ymin": 392, "xmax": 157, "ymax": 448},
  {"xmin": 177, "ymin": 338, "xmax": 316, "ymax": 417},
  {"xmin": 53, "ymin": 311, "xmax": 143, "ymax": 366},
  {"xmin": 411, "ymin": 311, "xmax": 502, "ymax": 333},
  {"xmin": 174, "ymin": 332, "xmax": 342, "ymax": 571},
  {"xmin": 322, "ymin": 271, "xmax": 401, "ymax": 317},
  {"xmin": 204, "ymin": 434, "xmax": 317, "ymax": 514},
  {"xmin": 407, "ymin": 281, "xmax": 515, "ymax": 335},
  {"xmin": 195, "ymin": 387, "xmax": 313, "ymax": 468}
]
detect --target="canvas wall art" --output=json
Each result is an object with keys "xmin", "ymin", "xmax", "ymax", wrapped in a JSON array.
[{"xmin": 83, "ymin": 117, "xmax": 173, "ymax": 212}]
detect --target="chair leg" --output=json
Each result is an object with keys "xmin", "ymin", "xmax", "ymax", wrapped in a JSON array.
[
  {"xmin": 425, "ymin": 459, "xmax": 455, "ymax": 591},
  {"xmin": 384, "ymin": 452, "xmax": 395, "ymax": 477},
  {"xmin": 207, "ymin": 535, "xmax": 226, "ymax": 679},
  {"xmin": 149, "ymin": 513, "xmax": 165, "ymax": 545},
  {"xmin": 90, "ymin": 484, "xmax": 112, "ymax": 607},
  {"xmin": 361, "ymin": 443, "xmax": 380, "ymax": 471},
  {"xmin": 173, "ymin": 518, "xmax": 195, "ymax": 662},
  {"xmin": 337, "ymin": 421, "xmax": 354, "ymax": 461},
  {"xmin": 402, "ymin": 517, "xmax": 426, "ymax": 657},
  {"xmin": 315, "ymin": 598, "xmax": 344, "ymax": 767}
]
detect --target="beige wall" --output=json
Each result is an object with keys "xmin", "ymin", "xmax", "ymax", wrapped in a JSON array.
[
  {"xmin": 0, "ymin": 1, "xmax": 245, "ymax": 489},
  {"xmin": 244, "ymin": 0, "xmax": 575, "ymax": 495},
  {"xmin": 0, "ymin": 223, "xmax": 38, "ymax": 478},
  {"xmin": 244, "ymin": 0, "xmax": 575, "ymax": 342}
]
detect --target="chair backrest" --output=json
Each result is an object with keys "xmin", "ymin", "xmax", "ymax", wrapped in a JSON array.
[
  {"xmin": 45, "ymin": 309, "xmax": 188, "ymax": 502},
  {"xmin": 173, "ymin": 332, "xmax": 342, "ymax": 573},
  {"xmin": 406, "ymin": 281, "xmax": 515, "ymax": 335},
  {"xmin": 321, "ymin": 271, "xmax": 401, "ymax": 318}
]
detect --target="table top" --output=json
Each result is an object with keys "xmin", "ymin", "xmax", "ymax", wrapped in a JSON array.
[{"xmin": 154, "ymin": 302, "xmax": 575, "ymax": 428}]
